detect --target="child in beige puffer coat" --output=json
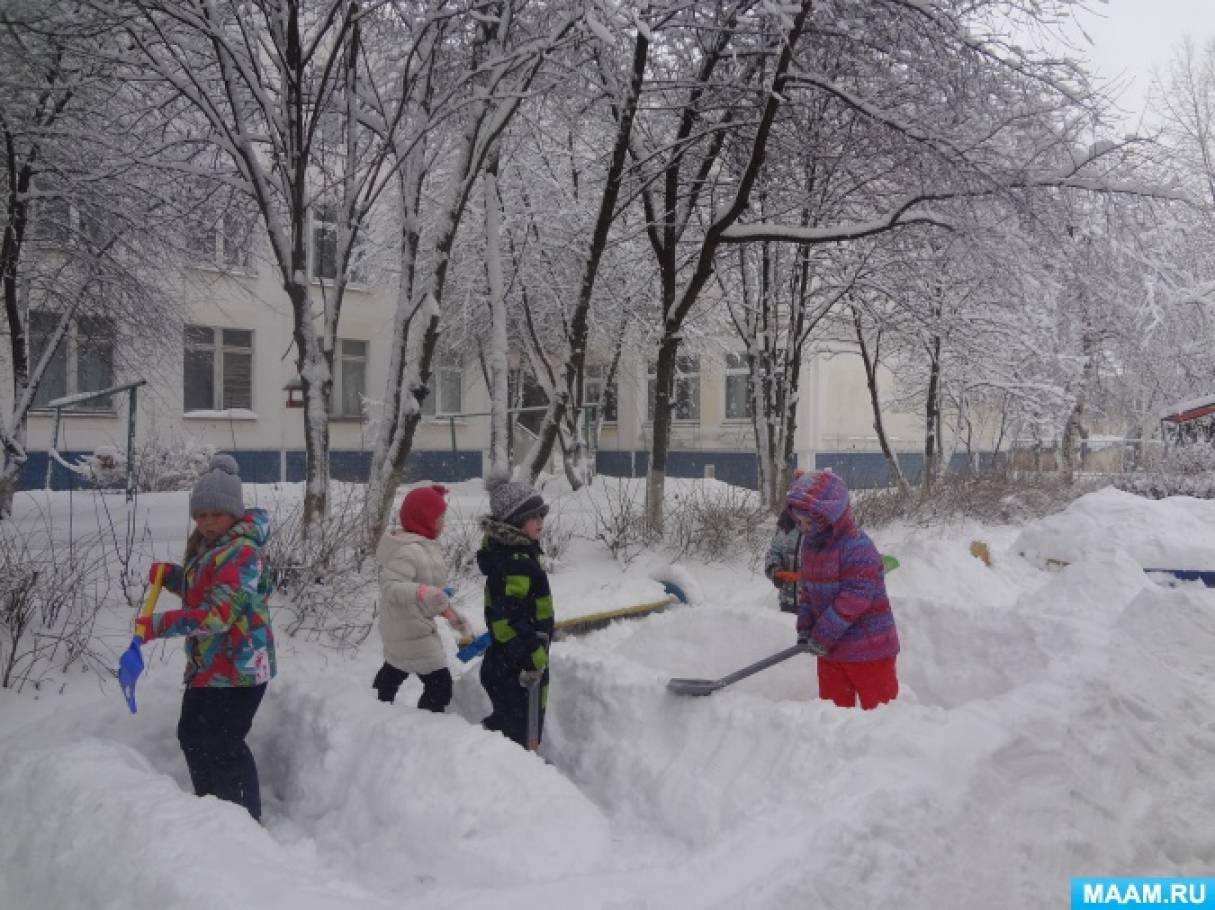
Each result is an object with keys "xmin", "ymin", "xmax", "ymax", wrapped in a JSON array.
[{"xmin": 372, "ymin": 484, "xmax": 471, "ymax": 711}]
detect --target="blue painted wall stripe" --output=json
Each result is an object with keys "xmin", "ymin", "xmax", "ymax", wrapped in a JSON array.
[
  {"xmin": 19, "ymin": 448, "xmax": 995, "ymax": 492},
  {"xmin": 18, "ymin": 449, "xmax": 484, "ymax": 491}
]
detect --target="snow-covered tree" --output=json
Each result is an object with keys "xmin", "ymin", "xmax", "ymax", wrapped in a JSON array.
[
  {"xmin": 362, "ymin": 0, "xmax": 578, "ymax": 549},
  {"xmin": 0, "ymin": 1, "xmax": 180, "ymax": 516},
  {"xmin": 110, "ymin": 0, "xmax": 410, "ymax": 530}
]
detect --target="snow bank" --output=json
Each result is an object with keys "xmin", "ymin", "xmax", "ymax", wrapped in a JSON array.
[
  {"xmin": 1012, "ymin": 485, "xmax": 1215, "ymax": 570},
  {"xmin": 258, "ymin": 673, "xmax": 613, "ymax": 893},
  {"xmin": 5, "ymin": 484, "xmax": 1215, "ymax": 909}
]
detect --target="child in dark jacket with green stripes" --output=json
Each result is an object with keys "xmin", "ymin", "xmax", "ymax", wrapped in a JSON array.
[{"xmin": 477, "ymin": 474, "xmax": 554, "ymax": 749}]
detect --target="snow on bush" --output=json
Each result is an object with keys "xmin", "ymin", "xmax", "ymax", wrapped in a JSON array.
[
  {"xmin": 76, "ymin": 445, "xmax": 126, "ymax": 489},
  {"xmin": 128, "ymin": 431, "xmax": 216, "ymax": 492},
  {"xmin": 0, "ymin": 518, "xmax": 114, "ymax": 690},
  {"xmin": 854, "ymin": 473, "xmax": 1094, "ymax": 527},
  {"xmin": 587, "ymin": 477, "xmax": 649, "ymax": 565},
  {"xmin": 663, "ymin": 480, "xmax": 771, "ymax": 566},
  {"xmin": 263, "ymin": 485, "xmax": 376, "ymax": 646},
  {"xmin": 1115, "ymin": 445, "xmax": 1215, "ymax": 499}
]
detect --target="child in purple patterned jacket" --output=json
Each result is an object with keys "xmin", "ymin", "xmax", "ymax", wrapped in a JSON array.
[{"xmin": 786, "ymin": 470, "xmax": 899, "ymax": 710}]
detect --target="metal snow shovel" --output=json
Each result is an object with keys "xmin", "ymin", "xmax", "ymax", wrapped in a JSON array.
[
  {"xmin": 667, "ymin": 643, "xmax": 811, "ymax": 697},
  {"xmin": 118, "ymin": 564, "xmax": 166, "ymax": 714},
  {"xmin": 524, "ymin": 675, "xmax": 542, "ymax": 751}
]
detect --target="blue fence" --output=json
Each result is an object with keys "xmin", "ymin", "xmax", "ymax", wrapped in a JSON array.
[
  {"xmin": 19, "ymin": 448, "xmax": 485, "ymax": 491},
  {"xmin": 20, "ymin": 447, "xmax": 993, "ymax": 492},
  {"xmin": 594, "ymin": 450, "xmax": 997, "ymax": 491}
]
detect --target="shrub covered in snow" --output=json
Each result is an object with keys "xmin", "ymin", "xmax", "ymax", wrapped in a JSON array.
[
  {"xmin": 127, "ymin": 432, "xmax": 216, "ymax": 492},
  {"xmin": 76, "ymin": 446, "xmax": 127, "ymax": 490},
  {"xmin": 263, "ymin": 485, "xmax": 376, "ymax": 646},
  {"xmin": 853, "ymin": 473, "xmax": 1099, "ymax": 527},
  {"xmin": 0, "ymin": 517, "xmax": 113, "ymax": 690},
  {"xmin": 663, "ymin": 481, "xmax": 769, "ymax": 565},
  {"xmin": 1111, "ymin": 443, "xmax": 1215, "ymax": 500},
  {"xmin": 588, "ymin": 478, "xmax": 650, "ymax": 565}
]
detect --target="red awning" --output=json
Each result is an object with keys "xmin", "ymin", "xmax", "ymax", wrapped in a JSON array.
[{"xmin": 1162, "ymin": 402, "xmax": 1215, "ymax": 423}]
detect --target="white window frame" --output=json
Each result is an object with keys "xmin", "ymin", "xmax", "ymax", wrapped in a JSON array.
[
  {"xmin": 332, "ymin": 338, "xmax": 368, "ymax": 419},
  {"xmin": 35, "ymin": 196, "xmax": 75, "ymax": 246},
  {"xmin": 189, "ymin": 207, "xmax": 254, "ymax": 272},
  {"xmin": 311, "ymin": 203, "xmax": 368, "ymax": 285},
  {"xmin": 29, "ymin": 311, "xmax": 117, "ymax": 413},
  {"xmin": 647, "ymin": 354, "xmax": 700, "ymax": 423},
  {"xmin": 585, "ymin": 364, "xmax": 617, "ymax": 424},
  {"xmin": 183, "ymin": 325, "xmax": 255, "ymax": 413},
  {"xmin": 724, "ymin": 352, "xmax": 754, "ymax": 422},
  {"xmin": 421, "ymin": 355, "xmax": 463, "ymax": 418}
]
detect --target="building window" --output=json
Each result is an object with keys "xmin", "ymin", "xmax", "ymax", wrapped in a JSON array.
[
  {"xmin": 183, "ymin": 326, "xmax": 253, "ymax": 412},
  {"xmin": 333, "ymin": 338, "xmax": 367, "ymax": 418},
  {"xmin": 724, "ymin": 352, "xmax": 754, "ymax": 421},
  {"xmin": 421, "ymin": 356, "xmax": 462, "ymax": 417},
  {"xmin": 189, "ymin": 205, "xmax": 254, "ymax": 270},
  {"xmin": 311, "ymin": 203, "xmax": 338, "ymax": 280},
  {"xmin": 29, "ymin": 311, "xmax": 116, "ymax": 410},
  {"xmin": 585, "ymin": 364, "xmax": 617, "ymax": 423},
  {"xmin": 311, "ymin": 203, "xmax": 368, "ymax": 284},
  {"xmin": 35, "ymin": 196, "xmax": 74, "ymax": 246},
  {"xmin": 648, "ymin": 354, "xmax": 699, "ymax": 422}
]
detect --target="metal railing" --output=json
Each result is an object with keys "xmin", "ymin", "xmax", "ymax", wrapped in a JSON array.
[{"xmin": 44, "ymin": 379, "xmax": 147, "ymax": 498}]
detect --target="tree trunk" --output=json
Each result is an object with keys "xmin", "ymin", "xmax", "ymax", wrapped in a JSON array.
[
  {"xmin": 922, "ymin": 334, "xmax": 942, "ymax": 494},
  {"xmin": 285, "ymin": 280, "xmax": 333, "ymax": 528},
  {"xmin": 645, "ymin": 333, "xmax": 679, "ymax": 529},
  {"xmin": 853, "ymin": 306, "xmax": 910, "ymax": 494},
  {"xmin": 645, "ymin": 1, "xmax": 813, "ymax": 528},
  {"xmin": 483, "ymin": 159, "xmax": 510, "ymax": 477},
  {"xmin": 520, "ymin": 29, "xmax": 648, "ymax": 485}
]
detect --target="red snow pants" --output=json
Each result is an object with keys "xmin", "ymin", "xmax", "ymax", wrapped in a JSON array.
[{"xmin": 817, "ymin": 656, "xmax": 898, "ymax": 710}]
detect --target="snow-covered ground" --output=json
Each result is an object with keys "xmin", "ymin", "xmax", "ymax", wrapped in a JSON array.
[{"xmin": 2, "ymin": 481, "xmax": 1214, "ymax": 909}]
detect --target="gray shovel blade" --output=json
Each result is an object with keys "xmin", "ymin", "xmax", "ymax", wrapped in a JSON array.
[
  {"xmin": 666, "ymin": 676, "xmax": 723, "ymax": 696},
  {"xmin": 666, "ymin": 644, "xmax": 810, "ymax": 697}
]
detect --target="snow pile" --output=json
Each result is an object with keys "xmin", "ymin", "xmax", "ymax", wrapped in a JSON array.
[
  {"xmin": 1012, "ymin": 485, "xmax": 1215, "ymax": 569},
  {"xmin": 2, "ymin": 482, "xmax": 1215, "ymax": 909}
]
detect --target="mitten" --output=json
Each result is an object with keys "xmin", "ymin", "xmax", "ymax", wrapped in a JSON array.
[
  {"xmin": 134, "ymin": 615, "xmax": 154, "ymax": 641},
  {"xmin": 442, "ymin": 607, "xmax": 472, "ymax": 637},
  {"xmin": 417, "ymin": 584, "xmax": 451, "ymax": 613},
  {"xmin": 147, "ymin": 562, "xmax": 183, "ymax": 592},
  {"xmin": 518, "ymin": 668, "xmax": 543, "ymax": 687},
  {"xmin": 796, "ymin": 633, "xmax": 827, "ymax": 657}
]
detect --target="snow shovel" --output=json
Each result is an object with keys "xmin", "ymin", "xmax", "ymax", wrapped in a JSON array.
[
  {"xmin": 457, "ymin": 580, "xmax": 691, "ymax": 663},
  {"xmin": 118, "ymin": 564, "xmax": 166, "ymax": 714},
  {"xmin": 667, "ymin": 643, "xmax": 811, "ymax": 697},
  {"xmin": 524, "ymin": 674, "xmax": 542, "ymax": 751}
]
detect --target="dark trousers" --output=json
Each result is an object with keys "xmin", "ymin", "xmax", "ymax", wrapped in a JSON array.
[
  {"xmin": 372, "ymin": 661, "xmax": 453, "ymax": 712},
  {"xmin": 177, "ymin": 683, "xmax": 267, "ymax": 821},
  {"xmin": 480, "ymin": 652, "xmax": 547, "ymax": 749}
]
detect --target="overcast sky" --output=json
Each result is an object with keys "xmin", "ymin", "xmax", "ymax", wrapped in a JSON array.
[{"xmin": 1066, "ymin": 0, "xmax": 1215, "ymax": 125}]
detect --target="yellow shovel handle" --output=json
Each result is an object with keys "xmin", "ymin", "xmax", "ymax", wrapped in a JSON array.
[{"xmin": 135, "ymin": 564, "xmax": 166, "ymax": 642}]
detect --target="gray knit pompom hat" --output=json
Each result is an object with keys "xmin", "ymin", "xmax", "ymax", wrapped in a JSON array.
[
  {"xmin": 190, "ymin": 453, "xmax": 245, "ymax": 518},
  {"xmin": 486, "ymin": 470, "xmax": 548, "ymax": 528}
]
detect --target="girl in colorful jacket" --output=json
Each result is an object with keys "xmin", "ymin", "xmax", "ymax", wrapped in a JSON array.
[
  {"xmin": 786, "ymin": 470, "xmax": 900, "ymax": 710},
  {"xmin": 142, "ymin": 453, "xmax": 275, "ymax": 821},
  {"xmin": 477, "ymin": 474, "xmax": 554, "ymax": 749},
  {"xmin": 372, "ymin": 484, "xmax": 471, "ymax": 710}
]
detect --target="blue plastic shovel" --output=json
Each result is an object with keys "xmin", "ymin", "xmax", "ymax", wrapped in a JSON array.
[{"xmin": 118, "ymin": 565, "xmax": 166, "ymax": 714}]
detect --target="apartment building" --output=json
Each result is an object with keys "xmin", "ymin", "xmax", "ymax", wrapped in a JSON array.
[{"xmin": 9, "ymin": 213, "xmax": 935, "ymax": 493}]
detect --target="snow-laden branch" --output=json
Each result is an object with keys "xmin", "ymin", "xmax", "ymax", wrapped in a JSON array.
[{"xmin": 721, "ymin": 141, "xmax": 1196, "ymax": 245}]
